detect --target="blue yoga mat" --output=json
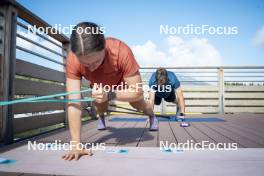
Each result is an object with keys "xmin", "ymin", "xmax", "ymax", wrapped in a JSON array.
[
  {"xmin": 109, "ymin": 118, "xmax": 147, "ymax": 122},
  {"xmin": 158, "ymin": 117, "xmax": 225, "ymax": 122},
  {"xmin": 109, "ymin": 117, "xmax": 225, "ymax": 122}
]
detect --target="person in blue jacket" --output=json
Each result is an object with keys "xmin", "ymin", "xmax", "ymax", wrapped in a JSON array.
[{"xmin": 148, "ymin": 68, "xmax": 185, "ymax": 118}]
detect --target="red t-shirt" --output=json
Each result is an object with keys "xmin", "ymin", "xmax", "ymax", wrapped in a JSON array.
[{"xmin": 66, "ymin": 37, "xmax": 140, "ymax": 86}]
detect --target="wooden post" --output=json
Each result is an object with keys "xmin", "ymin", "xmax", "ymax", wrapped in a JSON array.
[
  {"xmin": 218, "ymin": 68, "xmax": 225, "ymax": 114},
  {"xmin": 0, "ymin": 0, "xmax": 17, "ymax": 145}
]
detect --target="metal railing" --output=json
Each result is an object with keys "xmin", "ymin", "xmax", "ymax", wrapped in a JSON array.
[{"xmin": 139, "ymin": 67, "xmax": 264, "ymax": 114}]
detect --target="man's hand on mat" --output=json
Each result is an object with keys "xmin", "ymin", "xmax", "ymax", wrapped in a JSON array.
[
  {"xmin": 62, "ymin": 148, "xmax": 93, "ymax": 161},
  {"xmin": 92, "ymin": 86, "xmax": 107, "ymax": 103}
]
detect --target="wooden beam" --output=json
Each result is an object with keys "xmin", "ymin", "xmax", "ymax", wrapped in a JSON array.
[
  {"xmin": 16, "ymin": 59, "xmax": 65, "ymax": 83},
  {"xmin": 14, "ymin": 102, "xmax": 64, "ymax": 114},
  {"xmin": 13, "ymin": 112, "xmax": 65, "ymax": 133},
  {"xmin": 14, "ymin": 78, "xmax": 65, "ymax": 96}
]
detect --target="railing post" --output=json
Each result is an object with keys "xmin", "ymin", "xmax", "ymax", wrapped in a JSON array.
[
  {"xmin": 218, "ymin": 68, "xmax": 225, "ymax": 114},
  {"xmin": 0, "ymin": 0, "xmax": 17, "ymax": 145},
  {"xmin": 62, "ymin": 42, "xmax": 69, "ymax": 128},
  {"xmin": 161, "ymin": 99, "xmax": 166, "ymax": 115}
]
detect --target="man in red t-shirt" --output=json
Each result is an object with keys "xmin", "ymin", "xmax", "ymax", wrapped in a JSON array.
[{"xmin": 62, "ymin": 22, "xmax": 158, "ymax": 161}]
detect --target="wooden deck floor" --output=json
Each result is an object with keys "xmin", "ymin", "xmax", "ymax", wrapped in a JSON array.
[
  {"xmin": 38, "ymin": 113, "xmax": 264, "ymax": 148},
  {"xmin": 1, "ymin": 114, "xmax": 264, "ymax": 176}
]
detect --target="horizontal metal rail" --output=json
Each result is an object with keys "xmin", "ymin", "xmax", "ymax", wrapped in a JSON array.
[
  {"xmin": 17, "ymin": 33, "xmax": 65, "ymax": 58},
  {"xmin": 17, "ymin": 21, "xmax": 66, "ymax": 51},
  {"xmin": 16, "ymin": 46, "xmax": 65, "ymax": 66}
]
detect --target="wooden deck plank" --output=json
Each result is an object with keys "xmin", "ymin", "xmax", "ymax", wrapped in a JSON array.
[
  {"xmin": 247, "ymin": 115, "xmax": 264, "ymax": 125},
  {"xmin": 212, "ymin": 122, "xmax": 264, "ymax": 146},
  {"xmin": 102, "ymin": 120, "xmax": 139, "ymax": 144},
  {"xmin": 191, "ymin": 122, "xmax": 244, "ymax": 148},
  {"xmin": 169, "ymin": 121, "xmax": 196, "ymax": 144},
  {"xmin": 189, "ymin": 114, "xmax": 264, "ymax": 135},
  {"xmin": 69, "ymin": 120, "xmax": 99, "ymax": 143},
  {"xmin": 223, "ymin": 116, "xmax": 264, "ymax": 135},
  {"xmin": 184, "ymin": 122, "xmax": 216, "ymax": 146},
  {"xmin": 85, "ymin": 119, "xmax": 128, "ymax": 144},
  {"xmin": 221, "ymin": 117, "xmax": 264, "ymax": 140},
  {"xmin": 137, "ymin": 120, "xmax": 158, "ymax": 147},
  {"xmin": 158, "ymin": 121, "xmax": 177, "ymax": 147},
  {"xmin": 202, "ymin": 122, "xmax": 262, "ymax": 148},
  {"xmin": 38, "ymin": 120, "xmax": 97, "ymax": 143},
  {"xmin": 36, "ymin": 128, "xmax": 69, "ymax": 143},
  {"xmin": 118, "ymin": 120, "xmax": 148, "ymax": 147}
]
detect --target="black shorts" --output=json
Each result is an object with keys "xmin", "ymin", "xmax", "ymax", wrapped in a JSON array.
[{"xmin": 154, "ymin": 90, "xmax": 176, "ymax": 105}]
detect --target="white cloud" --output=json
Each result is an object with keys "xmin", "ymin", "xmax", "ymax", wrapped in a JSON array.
[
  {"xmin": 132, "ymin": 36, "xmax": 222, "ymax": 67},
  {"xmin": 132, "ymin": 40, "xmax": 167, "ymax": 67},
  {"xmin": 253, "ymin": 26, "xmax": 264, "ymax": 47}
]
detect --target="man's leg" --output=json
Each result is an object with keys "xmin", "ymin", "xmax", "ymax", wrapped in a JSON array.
[
  {"xmin": 174, "ymin": 92, "xmax": 185, "ymax": 121},
  {"xmin": 129, "ymin": 98, "xmax": 159, "ymax": 131},
  {"xmin": 175, "ymin": 95, "xmax": 180, "ymax": 116},
  {"xmin": 164, "ymin": 90, "xmax": 180, "ymax": 117},
  {"xmin": 94, "ymin": 101, "xmax": 109, "ymax": 130}
]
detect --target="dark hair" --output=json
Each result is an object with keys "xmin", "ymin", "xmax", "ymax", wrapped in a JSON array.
[
  {"xmin": 156, "ymin": 68, "xmax": 168, "ymax": 85},
  {"xmin": 70, "ymin": 22, "xmax": 105, "ymax": 56}
]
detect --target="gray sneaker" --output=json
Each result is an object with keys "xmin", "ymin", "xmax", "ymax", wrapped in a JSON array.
[
  {"xmin": 97, "ymin": 116, "xmax": 106, "ymax": 130},
  {"xmin": 149, "ymin": 116, "xmax": 158, "ymax": 131}
]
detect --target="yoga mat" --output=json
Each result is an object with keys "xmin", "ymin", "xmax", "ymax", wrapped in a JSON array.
[{"xmin": 109, "ymin": 117, "xmax": 225, "ymax": 122}]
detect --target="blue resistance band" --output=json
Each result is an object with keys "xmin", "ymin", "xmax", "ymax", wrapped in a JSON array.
[{"xmin": 0, "ymin": 89, "xmax": 93, "ymax": 106}]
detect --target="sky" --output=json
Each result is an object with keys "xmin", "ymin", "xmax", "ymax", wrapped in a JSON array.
[{"xmin": 16, "ymin": 0, "xmax": 264, "ymax": 68}]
